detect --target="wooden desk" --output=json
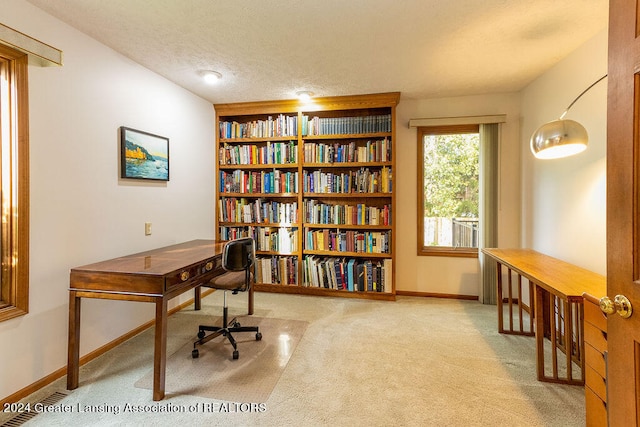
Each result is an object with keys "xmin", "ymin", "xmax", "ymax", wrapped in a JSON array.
[
  {"xmin": 482, "ymin": 248, "xmax": 606, "ymax": 385},
  {"xmin": 67, "ymin": 239, "xmax": 253, "ymax": 401}
]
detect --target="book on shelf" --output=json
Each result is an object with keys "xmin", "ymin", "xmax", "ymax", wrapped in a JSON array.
[
  {"xmin": 219, "ymin": 114, "xmax": 298, "ymax": 139},
  {"xmin": 255, "ymin": 255, "xmax": 298, "ymax": 285},
  {"xmin": 303, "ymin": 229, "xmax": 391, "ymax": 254},
  {"xmin": 303, "ymin": 199, "xmax": 391, "ymax": 226},
  {"xmin": 219, "ymin": 141, "xmax": 298, "ymax": 166},
  {"xmin": 220, "ymin": 226, "xmax": 298, "ymax": 253},
  {"xmin": 219, "ymin": 197, "xmax": 298, "ymax": 224},
  {"xmin": 301, "ymin": 114, "xmax": 392, "ymax": 136},
  {"xmin": 302, "ymin": 167, "xmax": 392, "ymax": 194},
  {"xmin": 303, "ymin": 139, "xmax": 391, "ymax": 163},
  {"xmin": 301, "ymin": 256, "xmax": 391, "ymax": 293},
  {"xmin": 220, "ymin": 170, "xmax": 299, "ymax": 194}
]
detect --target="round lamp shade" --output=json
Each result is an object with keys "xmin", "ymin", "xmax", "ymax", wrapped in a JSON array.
[{"xmin": 530, "ymin": 119, "xmax": 588, "ymax": 159}]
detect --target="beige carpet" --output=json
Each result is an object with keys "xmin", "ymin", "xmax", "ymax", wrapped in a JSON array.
[
  {"xmin": 0, "ymin": 293, "xmax": 586, "ymax": 426},
  {"xmin": 134, "ymin": 316, "xmax": 308, "ymax": 403}
]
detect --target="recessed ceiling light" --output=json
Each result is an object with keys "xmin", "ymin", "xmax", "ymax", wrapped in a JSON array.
[
  {"xmin": 201, "ymin": 70, "xmax": 222, "ymax": 84},
  {"xmin": 296, "ymin": 91, "xmax": 314, "ymax": 101}
]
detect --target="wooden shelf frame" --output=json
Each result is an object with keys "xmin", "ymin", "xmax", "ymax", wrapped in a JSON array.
[{"xmin": 215, "ymin": 92, "xmax": 400, "ymax": 299}]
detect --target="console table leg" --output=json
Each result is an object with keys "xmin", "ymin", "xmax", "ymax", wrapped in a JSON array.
[
  {"xmin": 496, "ymin": 262, "xmax": 504, "ymax": 333},
  {"xmin": 534, "ymin": 285, "xmax": 546, "ymax": 381},
  {"xmin": 153, "ymin": 298, "xmax": 168, "ymax": 401},
  {"xmin": 67, "ymin": 291, "xmax": 80, "ymax": 390}
]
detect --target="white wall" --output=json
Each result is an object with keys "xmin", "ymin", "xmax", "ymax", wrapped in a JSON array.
[
  {"xmin": 1, "ymin": 0, "xmax": 216, "ymax": 399},
  {"xmin": 521, "ymin": 29, "xmax": 607, "ymax": 275},
  {"xmin": 395, "ymin": 93, "xmax": 522, "ymax": 296}
]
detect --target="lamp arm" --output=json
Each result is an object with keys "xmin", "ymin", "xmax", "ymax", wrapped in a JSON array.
[{"xmin": 559, "ymin": 74, "xmax": 607, "ymax": 120}]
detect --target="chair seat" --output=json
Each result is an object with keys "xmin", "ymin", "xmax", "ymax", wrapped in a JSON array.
[{"xmin": 206, "ymin": 270, "xmax": 253, "ymax": 291}]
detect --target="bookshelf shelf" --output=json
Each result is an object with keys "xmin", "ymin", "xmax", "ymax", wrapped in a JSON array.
[
  {"xmin": 303, "ymin": 250, "xmax": 391, "ymax": 258},
  {"xmin": 220, "ymin": 222, "xmax": 299, "ymax": 228},
  {"xmin": 219, "ymin": 164, "xmax": 299, "ymax": 170},
  {"xmin": 302, "ymin": 132, "xmax": 392, "ymax": 140},
  {"xmin": 220, "ymin": 136, "xmax": 296, "ymax": 143},
  {"xmin": 219, "ymin": 192, "xmax": 299, "ymax": 198},
  {"xmin": 303, "ymin": 192, "xmax": 391, "ymax": 198},
  {"xmin": 303, "ymin": 224, "xmax": 391, "ymax": 230},
  {"xmin": 253, "ymin": 283, "xmax": 395, "ymax": 301},
  {"xmin": 303, "ymin": 162, "xmax": 392, "ymax": 168},
  {"xmin": 215, "ymin": 92, "xmax": 399, "ymax": 299}
]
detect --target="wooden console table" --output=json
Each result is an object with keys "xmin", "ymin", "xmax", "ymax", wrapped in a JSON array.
[
  {"xmin": 67, "ymin": 239, "xmax": 253, "ymax": 401},
  {"xmin": 482, "ymin": 248, "xmax": 606, "ymax": 385}
]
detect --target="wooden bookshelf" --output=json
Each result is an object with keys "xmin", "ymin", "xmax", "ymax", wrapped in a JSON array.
[{"xmin": 214, "ymin": 92, "xmax": 400, "ymax": 300}]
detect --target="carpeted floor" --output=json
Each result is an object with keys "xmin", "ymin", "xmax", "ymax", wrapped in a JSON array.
[{"xmin": 0, "ymin": 292, "xmax": 585, "ymax": 426}]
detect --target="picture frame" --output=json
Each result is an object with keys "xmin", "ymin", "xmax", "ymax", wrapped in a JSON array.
[{"xmin": 120, "ymin": 126, "xmax": 169, "ymax": 181}]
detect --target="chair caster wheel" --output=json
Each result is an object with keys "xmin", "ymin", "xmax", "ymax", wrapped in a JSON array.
[
  {"xmin": 232, "ymin": 350, "xmax": 239, "ymax": 360},
  {"xmin": 192, "ymin": 349, "xmax": 199, "ymax": 359},
  {"xmin": 197, "ymin": 330, "xmax": 205, "ymax": 339},
  {"xmin": 233, "ymin": 321, "xmax": 241, "ymax": 328},
  {"xmin": 256, "ymin": 332, "xmax": 262, "ymax": 341}
]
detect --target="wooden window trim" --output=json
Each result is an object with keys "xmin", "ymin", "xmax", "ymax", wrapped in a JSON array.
[
  {"xmin": 417, "ymin": 124, "xmax": 479, "ymax": 258},
  {"xmin": 0, "ymin": 44, "xmax": 30, "ymax": 321}
]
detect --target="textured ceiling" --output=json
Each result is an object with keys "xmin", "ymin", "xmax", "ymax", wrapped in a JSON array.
[{"xmin": 25, "ymin": 0, "xmax": 608, "ymax": 104}]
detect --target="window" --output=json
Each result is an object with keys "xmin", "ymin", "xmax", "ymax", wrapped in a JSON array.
[
  {"xmin": 417, "ymin": 125, "xmax": 479, "ymax": 257},
  {"xmin": 0, "ymin": 44, "xmax": 29, "ymax": 321}
]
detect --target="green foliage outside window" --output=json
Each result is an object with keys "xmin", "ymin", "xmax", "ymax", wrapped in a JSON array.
[{"xmin": 423, "ymin": 133, "xmax": 479, "ymax": 219}]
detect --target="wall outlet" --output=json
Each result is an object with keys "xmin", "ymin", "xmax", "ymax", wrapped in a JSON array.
[{"xmin": 145, "ymin": 222, "xmax": 152, "ymax": 236}]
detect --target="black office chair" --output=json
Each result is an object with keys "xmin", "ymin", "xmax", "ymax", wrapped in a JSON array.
[{"xmin": 192, "ymin": 237, "xmax": 262, "ymax": 360}]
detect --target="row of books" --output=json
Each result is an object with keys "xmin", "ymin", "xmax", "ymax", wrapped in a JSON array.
[
  {"xmin": 302, "ymin": 167, "xmax": 392, "ymax": 194},
  {"xmin": 302, "ymin": 256, "xmax": 392, "ymax": 292},
  {"xmin": 255, "ymin": 256, "xmax": 298, "ymax": 285},
  {"xmin": 219, "ymin": 115, "xmax": 298, "ymax": 139},
  {"xmin": 219, "ymin": 113, "xmax": 392, "ymax": 140},
  {"xmin": 304, "ymin": 199, "xmax": 391, "ymax": 226},
  {"xmin": 302, "ymin": 114, "xmax": 392, "ymax": 136},
  {"xmin": 220, "ymin": 226, "xmax": 298, "ymax": 253},
  {"xmin": 303, "ymin": 138, "xmax": 391, "ymax": 163},
  {"xmin": 218, "ymin": 197, "xmax": 298, "ymax": 224},
  {"xmin": 219, "ymin": 141, "xmax": 298, "ymax": 166},
  {"xmin": 219, "ymin": 170, "xmax": 299, "ymax": 194},
  {"xmin": 304, "ymin": 229, "xmax": 391, "ymax": 254}
]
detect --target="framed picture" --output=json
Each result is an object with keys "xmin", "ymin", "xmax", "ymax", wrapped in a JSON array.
[{"xmin": 120, "ymin": 127, "xmax": 169, "ymax": 181}]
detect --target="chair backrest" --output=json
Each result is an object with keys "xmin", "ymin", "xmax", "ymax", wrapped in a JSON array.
[{"xmin": 222, "ymin": 237, "xmax": 255, "ymax": 273}]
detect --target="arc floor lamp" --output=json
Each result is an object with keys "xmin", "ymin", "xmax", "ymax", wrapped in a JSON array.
[{"xmin": 530, "ymin": 75, "xmax": 607, "ymax": 159}]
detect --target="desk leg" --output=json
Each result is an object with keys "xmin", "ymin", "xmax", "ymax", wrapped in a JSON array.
[
  {"xmin": 194, "ymin": 286, "xmax": 201, "ymax": 311},
  {"xmin": 248, "ymin": 285, "xmax": 254, "ymax": 315},
  {"xmin": 67, "ymin": 291, "xmax": 81, "ymax": 390},
  {"xmin": 153, "ymin": 298, "xmax": 168, "ymax": 401}
]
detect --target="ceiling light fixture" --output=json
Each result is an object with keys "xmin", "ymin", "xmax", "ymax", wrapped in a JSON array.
[
  {"xmin": 296, "ymin": 91, "xmax": 314, "ymax": 101},
  {"xmin": 201, "ymin": 70, "xmax": 222, "ymax": 84},
  {"xmin": 530, "ymin": 75, "xmax": 607, "ymax": 160}
]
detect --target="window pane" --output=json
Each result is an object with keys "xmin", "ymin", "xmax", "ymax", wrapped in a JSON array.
[{"xmin": 422, "ymin": 132, "xmax": 479, "ymax": 248}]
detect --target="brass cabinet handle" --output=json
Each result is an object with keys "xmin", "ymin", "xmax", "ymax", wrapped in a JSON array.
[{"xmin": 180, "ymin": 271, "xmax": 190, "ymax": 282}]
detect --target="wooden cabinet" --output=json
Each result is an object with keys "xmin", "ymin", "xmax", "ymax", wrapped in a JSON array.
[
  {"xmin": 214, "ymin": 92, "xmax": 399, "ymax": 300},
  {"xmin": 583, "ymin": 293, "xmax": 608, "ymax": 426}
]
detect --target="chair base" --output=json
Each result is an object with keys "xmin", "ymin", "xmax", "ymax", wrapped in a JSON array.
[{"xmin": 192, "ymin": 293, "xmax": 261, "ymax": 359}]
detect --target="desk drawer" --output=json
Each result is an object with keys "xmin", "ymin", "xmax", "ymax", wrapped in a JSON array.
[
  {"xmin": 585, "ymin": 342, "xmax": 607, "ymax": 379},
  {"xmin": 584, "ymin": 320, "xmax": 607, "ymax": 354},
  {"xmin": 585, "ymin": 364, "xmax": 607, "ymax": 402},
  {"xmin": 585, "ymin": 385, "xmax": 607, "ymax": 427},
  {"xmin": 165, "ymin": 257, "xmax": 222, "ymax": 290},
  {"xmin": 584, "ymin": 297, "xmax": 607, "ymax": 332}
]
